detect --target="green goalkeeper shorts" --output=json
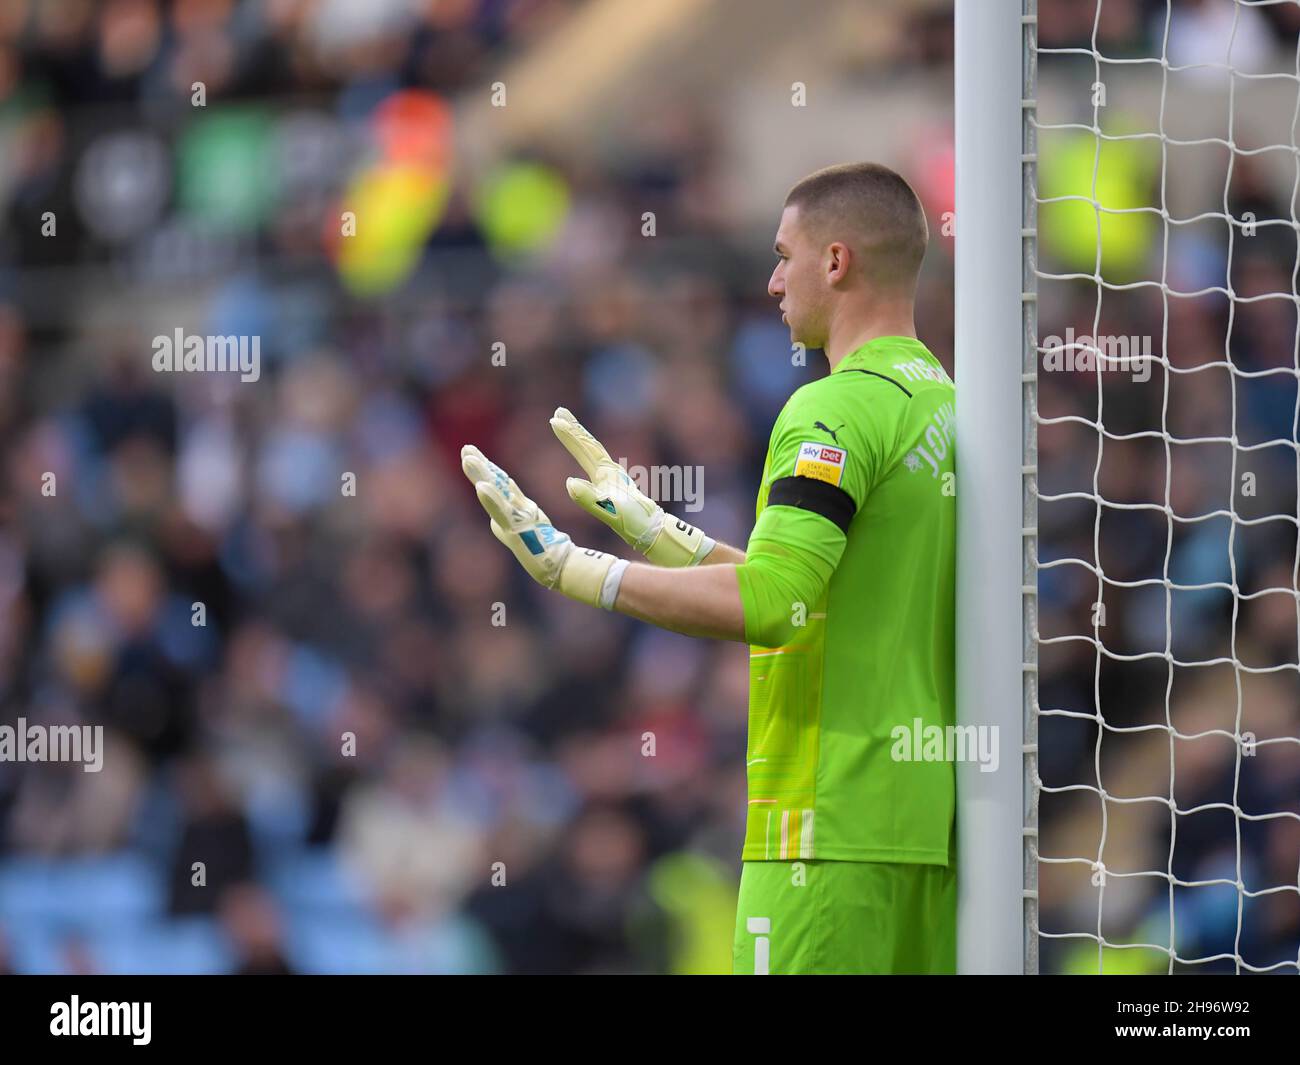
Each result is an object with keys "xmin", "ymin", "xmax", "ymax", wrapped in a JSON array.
[{"xmin": 732, "ymin": 859, "xmax": 957, "ymax": 974}]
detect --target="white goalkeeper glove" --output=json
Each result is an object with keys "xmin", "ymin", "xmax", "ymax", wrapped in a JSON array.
[
  {"xmin": 461, "ymin": 444, "xmax": 628, "ymax": 609},
  {"xmin": 549, "ymin": 407, "xmax": 714, "ymax": 568}
]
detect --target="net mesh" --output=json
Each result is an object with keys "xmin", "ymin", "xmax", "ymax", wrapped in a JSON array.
[{"xmin": 1030, "ymin": 0, "xmax": 1300, "ymax": 974}]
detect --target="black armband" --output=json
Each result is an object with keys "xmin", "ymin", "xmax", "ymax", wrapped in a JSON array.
[{"xmin": 766, "ymin": 476, "xmax": 856, "ymax": 533}]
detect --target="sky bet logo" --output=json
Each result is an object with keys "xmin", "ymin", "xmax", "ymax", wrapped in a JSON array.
[
  {"xmin": 800, "ymin": 443, "xmax": 842, "ymax": 465},
  {"xmin": 793, "ymin": 441, "xmax": 847, "ymax": 487}
]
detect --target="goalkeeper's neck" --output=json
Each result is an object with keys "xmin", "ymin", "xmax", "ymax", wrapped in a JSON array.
[{"xmin": 823, "ymin": 296, "xmax": 919, "ymax": 371}]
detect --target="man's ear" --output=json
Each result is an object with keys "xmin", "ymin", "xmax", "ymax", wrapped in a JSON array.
[{"xmin": 826, "ymin": 241, "xmax": 852, "ymax": 284}]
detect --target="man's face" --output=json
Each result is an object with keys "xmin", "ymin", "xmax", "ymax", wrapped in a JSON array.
[{"xmin": 768, "ymin": 205, "xmax": 829, "ymax": 349}]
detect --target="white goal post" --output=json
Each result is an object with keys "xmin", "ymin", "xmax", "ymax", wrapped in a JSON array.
[{"xmin": 954, "ymin": 0, "xmax": 1036, "ymax": 976}]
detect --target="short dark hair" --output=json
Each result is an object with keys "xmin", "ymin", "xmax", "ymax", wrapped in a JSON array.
[{"xmin": 784, "ymin": 162, "xmax": 928, "ymax": 288}]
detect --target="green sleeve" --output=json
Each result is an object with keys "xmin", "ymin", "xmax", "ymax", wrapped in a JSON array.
[
  {"xmin": 735, "ymin": 376, "xmax": 900, "ymax": 647},
  {"xmin": 736, "ymin": 503, "xmax": 845, "ymax": 648}
]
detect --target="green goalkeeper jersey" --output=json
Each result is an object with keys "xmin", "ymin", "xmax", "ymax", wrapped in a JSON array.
[{"xmin": 735, "ymin": 335, "xmax": 956, "ymax": 864}]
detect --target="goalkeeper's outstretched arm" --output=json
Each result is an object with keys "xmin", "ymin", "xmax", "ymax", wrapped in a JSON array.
[
  {"xmin": 612, "ymin": 560, "xmax": 748, "ymax": 642},
  {"xmin": 614, "ymin": 507, "xmax": 841, "ymax": 647},
  {"xmin": 461, "ymin": 439, "xmax": 837, "ymax": 648},
  {"xmin": 694, "ymin": 541, "xmax": 746, "ymax": 566}
]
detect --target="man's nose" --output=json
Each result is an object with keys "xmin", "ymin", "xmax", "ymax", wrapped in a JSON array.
[{"xmin": 768, "ymin": 269, "xmax": 783, "ymax": 298}]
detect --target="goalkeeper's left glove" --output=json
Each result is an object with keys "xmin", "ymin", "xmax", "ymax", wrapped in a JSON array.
[
  {"xmin": 461, "ymin": 444, "xmax": 628, "ymax": 609},
  {"xmin": 550, "ymin": 407, "xmax": 715, "ymax": 567}
]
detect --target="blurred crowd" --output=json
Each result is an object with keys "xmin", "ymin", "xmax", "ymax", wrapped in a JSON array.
[
  {"xmin": 0, "ymin": 0, "xmax": 1295, "ymax": 975},
  {"xmin": 0, "ymin": 0, "xmax": 854, "ymax": 975}
]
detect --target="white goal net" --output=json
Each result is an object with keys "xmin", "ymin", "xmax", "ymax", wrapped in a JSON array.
[{"xmin": 1030, "ymin": 0, "xmax": 1300, "ymax": 974}]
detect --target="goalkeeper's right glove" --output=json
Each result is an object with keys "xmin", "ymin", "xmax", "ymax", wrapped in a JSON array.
[{"xmin": 550, "ymin": 407, "xmax": 715, "ymax": 568}]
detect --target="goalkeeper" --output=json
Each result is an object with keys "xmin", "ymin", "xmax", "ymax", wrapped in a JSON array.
[{"xmin": 462, "ymin": 162, "xmax": 956, "ymax": 975}]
